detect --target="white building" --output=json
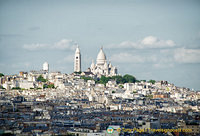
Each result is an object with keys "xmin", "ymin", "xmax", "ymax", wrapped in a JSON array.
[
  {"xmin": 74, "ymin": 46, "xmax": 81, "ymax": 72},
  {"xmin": 43, "ymin": 62, "xmax": 49, "ymax": 72},
  {"xmin": 19, "ymin": 80, "xmax": 35, "ymax": 89},
  {"xmin": 90, "ymin": 47, "xmax": 117, "ymax": 77}
]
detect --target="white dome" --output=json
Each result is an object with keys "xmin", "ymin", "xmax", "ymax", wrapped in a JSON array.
[{"xmin": 96, "ymin": 47, "xmax": 106, "ymax": 65}]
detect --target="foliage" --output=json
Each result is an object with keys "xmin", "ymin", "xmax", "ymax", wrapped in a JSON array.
[
  {"xmin": 37, "ymin": 75, "xmax": 47, "ymax": 82},
  {"xmin": 66, "ymin": 133, "xmax": 75, "ymax": 136},
  {"xmin": 136, "ymin": 80, "xmax": 140, "ymax": 83},
  {"xmin": 133, "ymin": 90, "xmax": 137, "ymax": 93},
  {"xmin": 148, "ymin": 80, "xmax": 156, "ymax": 84},
  {"xmin": 95, "ymin": 75, "xmax": 110, "ymax": 85},
  {"xmin": 48, "ymin": 84, "xmax": 55, "ymax": 88},
  {"xmin": 93, "ymin": 74, "xmax": 137, "ymax": 85},
  {"xmin": 74, "ymin": 71, "xmax": 81, "ymax": 74},
  {"xmin": 141, "ymin": 80, "xmax": 146, "ymax": 82},
  {"xmin": 118, "ymin": 84, "xmax": 124, "ymax": 88},
  {"xmin": 12, "ymin": 87, "xmax": 21, "ymax": 90},
  {"xmin": 81, "ymin": 76, "xmax": 93, "ymax": 81},
  {"xmin": 112, "ymin": 91, "xmax": 115, "ymax": 93},
  {"xmin": 43, "ymin": 84, "xmax": 55, "ymax": 89},
  {"xmin": 123, "ymin": 74, "xmax": 136, "ymax": 83},
  {"xmin": 0, "ymin": 85, "xmax": 5, "ymax": 89},
  {"xmin": 0, "ymin": 73, "xmax": 4, "ymax": 77}
]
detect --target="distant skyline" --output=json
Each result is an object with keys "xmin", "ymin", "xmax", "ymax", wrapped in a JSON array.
[{"xmin": 0, "ymin": 0, "xmax": 200, "ymax": 90}]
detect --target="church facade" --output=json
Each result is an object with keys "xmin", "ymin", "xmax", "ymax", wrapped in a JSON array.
[{"xmin": 90, "ymin": 47, "xmax": 118, "ymax": 77}]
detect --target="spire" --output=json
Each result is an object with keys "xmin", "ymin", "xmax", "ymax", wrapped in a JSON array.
[
  {"xmin": 75, "ymin": 45, "xmax": 80, "ymax": 53},
  {"xmin": 109, "ymin": 61, "xmax": 112, "ymax": 68},
  {"xmin": 91, "ymin": 59, "xmax": 95, "ymax": 68}
]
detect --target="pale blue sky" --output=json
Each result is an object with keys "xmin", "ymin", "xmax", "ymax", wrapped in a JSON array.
[{"xmin": 0, "ymin": 0, "xmax": 200, "ymax": 90}]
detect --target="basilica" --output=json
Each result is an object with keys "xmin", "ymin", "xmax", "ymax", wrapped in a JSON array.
[
  {"xmin": 74, "ymin": 46, "xmax": 118, "ymax": 77},
  {"xmin": 90, "ymin": 47, "xmax": 118, "ymax": 77}
]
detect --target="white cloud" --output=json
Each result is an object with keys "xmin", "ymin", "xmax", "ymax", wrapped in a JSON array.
[
  {"xmin": 23, "ymin": 39, "xmax": 76, "ymax": 51},
  {"xmin": 141, "ymin": 36, "xmax": 175, "ymax": 48},
  {"xmin": 23, "ymin": 43, "xmax": 48, "ymax": 51},
  {"xmin": 174, "ymin": 48, "xmax": 200, "ymax": 63},
  {"xmin": 110, "ymin": 52, "xmax": 157, "ymax": 63},
  {"xmin": 53, "ymin": 39, "xmax": 76, "ymax": 50},
  {"xmin": 106, "ymin": 36, "xmax": 175, "ymax": 49}
]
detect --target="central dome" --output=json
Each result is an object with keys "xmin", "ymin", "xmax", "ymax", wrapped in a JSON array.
[{"xmin": 96, "ymin": 47, "xmax": 106, "ymax": 65}]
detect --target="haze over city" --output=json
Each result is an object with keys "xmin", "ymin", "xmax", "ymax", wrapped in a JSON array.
[{"xmin": 0, "ymin": 0, "xmax": 200, "ymax": 90}]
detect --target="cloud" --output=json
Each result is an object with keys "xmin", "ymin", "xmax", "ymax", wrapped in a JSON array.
[
  {"xmin": 140, "ymin": 36, "xmax": 175, "ymax": 48},
  {"xmin": 53, "ymin": 39, "xmax": 76, "ymax": 50},
  {"xmin": 106, "ymin": 36, "xmax": 175, "ymax": 49},
  {"xmin": 23, "ymin": 39, "xmax": 77, "ymax": 51},
  {"xmin": 174, "ymin": 48, "xmax": 200, "ymax": 63},
  {"xmin": 110, "ymin": 52, "xmax": 157, "ymax": 63},
  {"xmin": 23, "ymin": 43, "xmax": 48, "ymax": 51}
]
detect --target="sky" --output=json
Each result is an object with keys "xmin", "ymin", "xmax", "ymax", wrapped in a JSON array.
[{"xmin": 0, "ymin": 0, "xmax": 200, "ymax": 90}]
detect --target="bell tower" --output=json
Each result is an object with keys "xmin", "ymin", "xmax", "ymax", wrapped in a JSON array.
[{"xmin": 74, "ymin": 46, "xmax": 81, "ymax": 72}]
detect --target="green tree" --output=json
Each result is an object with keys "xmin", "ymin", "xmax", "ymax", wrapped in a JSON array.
[
  {"xmin": 111, "ymin": 75, "xmax": 123, "ymax": 84},
  {"xmin": 99, "ymin": 76, "xmax": 109, "ymax": 85},
  {"xmin": 74, "ymin": 71, "xmax": 81, "ymax": 74},
  {"xmin": 12, "ymin": 87, "xmax": 21, "ymax": 90},
  {"xmin": 48, "ymin": 84, "xmax": 55, "ymax": 88},
  {"xmin": 43, "ymin": 84, "xmax": 55, "ymax": 89},
  {"xmin": 81, "ymin": 76, "xmax": 93, "ymax": 81},
  {"xmin": 141, "ymin": 80, "xmax": 146, "ymax": 82},
  {"xmin": 37, "ymin": 75, "xmax": 47, "ymax": 82},
  {"xmin": 123, "ymin": 74, "xmax": 136, "ymax": 83},
  {"xmin": 0, "ymin": 73, "xmax": 4, "ymax": 77},
  {"xmin": 118, "ymin": 84, "xmax": 124, "ymax": 88},
  {"xmin": 148, "ymin": 80, "xmax": 156, "ymax": 84},
  {"xmin": 0, "ymin": 85, "xmax": 5, "ymax": 89}
]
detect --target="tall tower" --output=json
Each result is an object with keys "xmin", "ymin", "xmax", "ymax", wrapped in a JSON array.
[{"xmin": 74, "ymin": 46, "xmax": 81, "ymax": 72}]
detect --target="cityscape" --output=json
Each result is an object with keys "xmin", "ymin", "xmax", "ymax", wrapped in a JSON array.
[
  {"xmin": 0, "ymin": 47, "xmax": 199, "ymax": 135},
  {"xmin": 1, "ymin": 0, "xmax": 200, "ymax": 136}
]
